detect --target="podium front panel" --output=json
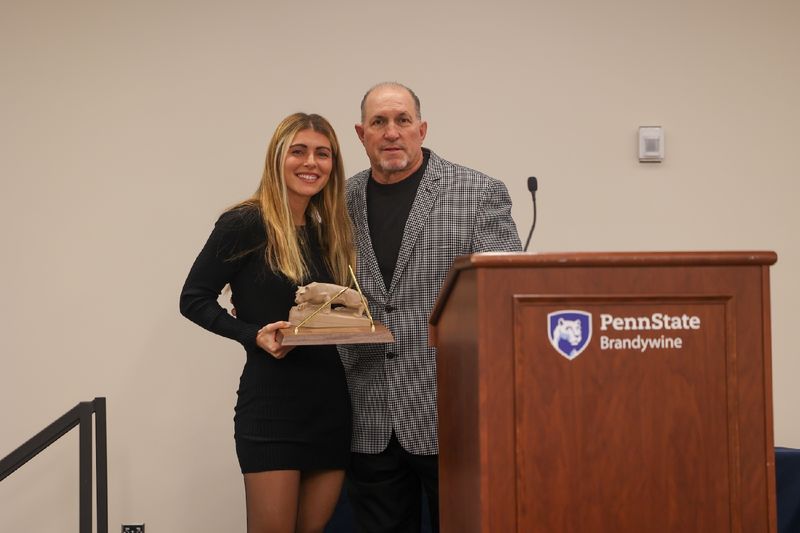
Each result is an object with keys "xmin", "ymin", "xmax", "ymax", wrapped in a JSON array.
[
  {"xmin": 432, "ymin": 254, "xmax": 776, "ymax": 533},
  {"xmin": 513, "ymin": 295, "xmax": 736, "ymax": 532}
]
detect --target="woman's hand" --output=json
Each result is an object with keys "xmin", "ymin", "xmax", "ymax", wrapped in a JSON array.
[{"xmin": 256, "ymin": 321, "xmax": 294, "ymax": 359}]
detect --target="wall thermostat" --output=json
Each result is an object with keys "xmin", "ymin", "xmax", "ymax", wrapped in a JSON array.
[{"xmin": 638, "ymin": 126, "xmax": 664, "ymax": 162}]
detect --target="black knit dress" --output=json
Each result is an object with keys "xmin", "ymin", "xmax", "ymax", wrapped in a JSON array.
[{"xmin": 179, "ymin": 206, "xmax": 351, "ymax": 473}]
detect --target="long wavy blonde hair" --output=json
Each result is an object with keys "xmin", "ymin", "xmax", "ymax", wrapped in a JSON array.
[{"xmin": 237, "ymin": 113, "xmax": 354, "ymax": 285}]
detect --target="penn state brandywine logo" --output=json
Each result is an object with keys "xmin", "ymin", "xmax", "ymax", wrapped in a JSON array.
[{"xmin": 548, "ymin": 310, "xmax": 592, "ymax": 360}]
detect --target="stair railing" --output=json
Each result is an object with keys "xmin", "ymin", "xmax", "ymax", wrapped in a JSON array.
[{"xmin": 0, "ymin": 397, "xmax": 108, "ymax": 533}]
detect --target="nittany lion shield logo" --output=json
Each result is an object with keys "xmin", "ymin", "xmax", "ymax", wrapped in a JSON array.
[{"xmin": 548, "ymin": 310, "xmax": 592, "ymax": 360}]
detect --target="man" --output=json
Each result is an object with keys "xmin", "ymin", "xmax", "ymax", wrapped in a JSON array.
[{"xmin": 339, "ymin": 82, "xmax": 522, "ymax": 532}]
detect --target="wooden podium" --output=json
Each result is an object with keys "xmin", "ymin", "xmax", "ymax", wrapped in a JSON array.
[{"xmin": 429, "ymin": 252, "xmax": 778, "ymax": 533}]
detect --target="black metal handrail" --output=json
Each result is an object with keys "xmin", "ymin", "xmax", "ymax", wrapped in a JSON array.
[{"xmin": 0, "ymin": 397, "xmax": 108, "ymax": 533}]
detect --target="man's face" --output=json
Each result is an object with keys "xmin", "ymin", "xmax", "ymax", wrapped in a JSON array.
[{"xmin": 355, "ymin": 86, "xmax": 427, "ymax": 184}]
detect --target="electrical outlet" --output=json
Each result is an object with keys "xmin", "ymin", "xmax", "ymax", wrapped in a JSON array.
[{"xmin": 121, "ymin": 525, "xmax": 144, "ymax": 533}]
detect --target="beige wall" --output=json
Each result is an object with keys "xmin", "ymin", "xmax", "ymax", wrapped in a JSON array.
[{"xmin": 1, "ymin": 0, "xmax": 798, "ymax": 530}]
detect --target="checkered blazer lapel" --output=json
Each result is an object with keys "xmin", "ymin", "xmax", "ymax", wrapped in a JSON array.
[
  {"xmin": 387, "ymin": 161, "xmax": 442, "ymax": 293},
  {"xmin": 347, "ymin": 173, "xmax": 387, "ymax": 296}
]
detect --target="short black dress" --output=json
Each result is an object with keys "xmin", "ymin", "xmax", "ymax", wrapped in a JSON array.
[{"xmin": 180, "ymin": 206, "xmax": 351, "ymax": 472}]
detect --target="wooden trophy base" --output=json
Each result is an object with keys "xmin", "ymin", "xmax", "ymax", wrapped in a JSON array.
[{"xmin": 277, "ymin": 322, "xmax": 394, "ymax": 346}]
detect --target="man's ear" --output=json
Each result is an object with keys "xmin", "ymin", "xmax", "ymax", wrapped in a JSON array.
[
  {"xmin": 419, "ymin": 120, "xmax": 428, "ymax": 142},
  {"xmin": 355, "ymin": 123, "xmax": 365, "ymax": 143}
]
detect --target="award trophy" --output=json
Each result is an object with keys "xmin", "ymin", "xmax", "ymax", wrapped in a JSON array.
[{"xmin": 277, "ymin": 266, "xmax": 394, "ymax": 345}]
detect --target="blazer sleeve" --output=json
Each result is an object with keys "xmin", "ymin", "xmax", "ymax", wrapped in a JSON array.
[
  {"xmin": 472, "ymin": 178, "xmax": 523, "ymax": 252},
  {"xmin": 179, "ymin": 209, "xmax": 262, "ymax": 352}
]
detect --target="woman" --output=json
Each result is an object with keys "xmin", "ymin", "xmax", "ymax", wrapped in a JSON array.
[{"xmin": 180, "ymin": 113, "xmax": 354, "ymax": 533}]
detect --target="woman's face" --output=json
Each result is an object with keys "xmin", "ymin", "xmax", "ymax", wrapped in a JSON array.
[{"xmin": 283, "ymin": 129, "xmax": 333, "ymax": 215}]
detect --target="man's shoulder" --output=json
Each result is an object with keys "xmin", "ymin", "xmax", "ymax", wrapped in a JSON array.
[
  {"xmin": 345, "ymin": 170, "xmax": 370, "ymax": 209},
  {"xmin": 346, "ymin": 168, "xmax": 370, "ymax": 192},
  {"xmin": 426, "ymin": 150, "xmax": 501, "ymax": 187}
]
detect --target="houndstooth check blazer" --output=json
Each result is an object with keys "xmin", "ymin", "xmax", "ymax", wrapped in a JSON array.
[{"xmin": 338, "ymin": 149, "xmax": 522, "ymax": 455}]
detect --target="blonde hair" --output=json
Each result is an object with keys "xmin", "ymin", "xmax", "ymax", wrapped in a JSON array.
[{"xmin": 237, "ymin": 113, "xmax": 354, "ymax": 285}]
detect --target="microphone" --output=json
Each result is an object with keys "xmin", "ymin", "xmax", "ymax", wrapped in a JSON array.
[{"xmin": 523, "ymin": 177, "xmax": 537, "ymax": 252}]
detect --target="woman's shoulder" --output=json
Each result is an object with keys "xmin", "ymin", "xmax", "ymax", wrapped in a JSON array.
[
  {"xmin": 209, "ymin": 204, "xmax": 267, "ymax": 256},
  {"xmin": 216, "ymin": 203, "xmax": 263, "ymax": 231}
]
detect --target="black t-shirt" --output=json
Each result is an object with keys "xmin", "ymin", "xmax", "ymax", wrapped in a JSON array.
[{"xmin": 366, "ymin": 150, "xmax": 430, "ymax": 289}]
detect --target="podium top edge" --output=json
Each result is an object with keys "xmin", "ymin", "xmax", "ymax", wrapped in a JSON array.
[
  {"xmin": 452, "ymin": 251, "xmax": 778, "ymax": 269},
  {"xmin": 428, "ymin": 251, "xmax": 777, "ymax": 331}
]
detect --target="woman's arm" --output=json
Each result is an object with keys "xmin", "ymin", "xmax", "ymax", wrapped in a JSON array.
[{"xmin": 179, "ymin": 209, "xmax": 261, "ymax": 351}]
